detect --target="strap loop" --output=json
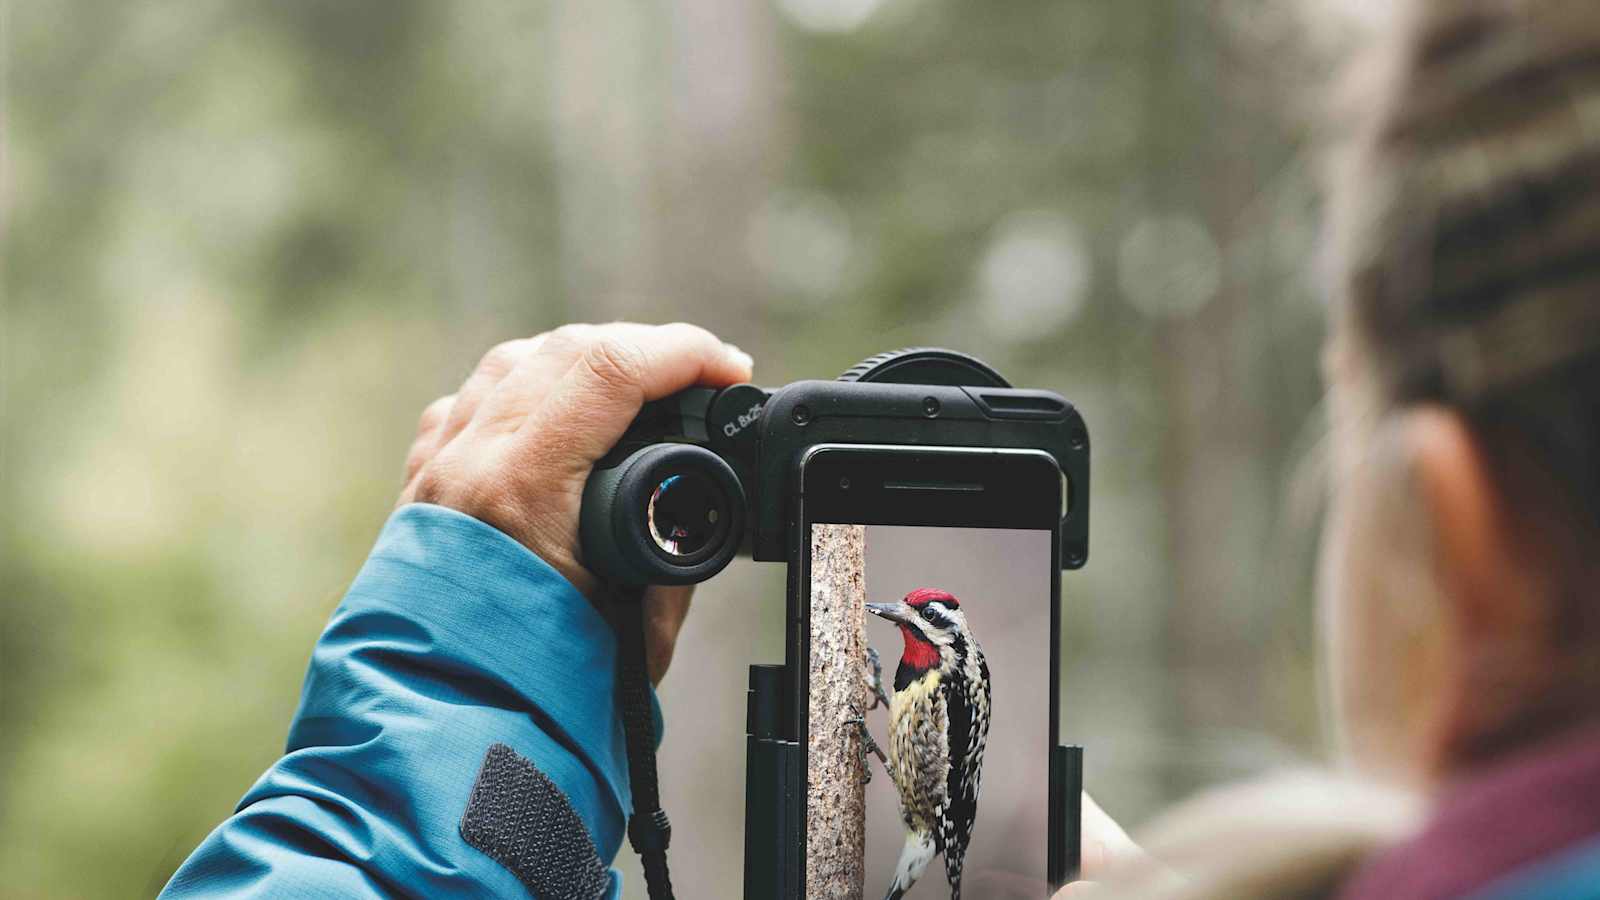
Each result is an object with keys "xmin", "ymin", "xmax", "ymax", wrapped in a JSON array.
[{"xmin": 629, "ymin": 807, "xmax": 673, "ymax": 854}]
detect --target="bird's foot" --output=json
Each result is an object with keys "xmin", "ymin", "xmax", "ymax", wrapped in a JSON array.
[
  {"xmin": 864, "ymin": 646, "xmax": 891, "ymax": 711},
  {"xmin": 844, "ymin": 703, "xmax": 890, "ymax": 783}
]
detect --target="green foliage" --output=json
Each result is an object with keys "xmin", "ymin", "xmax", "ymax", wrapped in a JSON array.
[{"xmin": 3, "ymin": 1, "xmax": 1329, "ymax": 895}]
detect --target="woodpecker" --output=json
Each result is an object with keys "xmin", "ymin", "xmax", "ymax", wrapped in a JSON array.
[{"xmin": 866, "ymin": 588, "xmax": 991, "ymax": 900}]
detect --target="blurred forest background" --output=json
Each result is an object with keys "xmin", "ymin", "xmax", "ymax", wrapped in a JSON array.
[{"xmin": 3, "ymin": 0, "xmax": 1387, "ymax": 896}]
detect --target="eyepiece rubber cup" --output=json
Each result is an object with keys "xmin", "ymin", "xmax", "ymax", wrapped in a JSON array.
[{"xmin": 579, "ymin": 443, "xmax": 746, "ymax": 587}]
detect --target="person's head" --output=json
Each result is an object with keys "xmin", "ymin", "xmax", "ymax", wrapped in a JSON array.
[{"xmin": 1320, "ymin": 0, "xmax": 1600, "ymax": 786}]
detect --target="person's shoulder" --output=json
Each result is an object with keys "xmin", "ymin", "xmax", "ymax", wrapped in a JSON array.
[{"xmin": 1469, "ymin": 835, "xmax": 1600, "ymax": 900}]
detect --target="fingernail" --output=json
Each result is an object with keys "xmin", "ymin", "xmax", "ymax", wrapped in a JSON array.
[{"xmin": 725, "ymin": 343, "xmax": 754, "ymax": 372}]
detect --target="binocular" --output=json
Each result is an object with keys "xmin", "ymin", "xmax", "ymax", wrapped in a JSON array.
[{"xmin": 578, "ymin": 347, "xmax": 1091, "ymax": 587}]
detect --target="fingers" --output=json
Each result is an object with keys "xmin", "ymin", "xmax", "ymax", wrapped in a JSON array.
[
  {"xmin": 1081, "ymin": 791, "xmax": 1142, "ymax": 876},
  {"xmin": 563, "ymin": 321, "xmax": 750, "ymax": 404},
  {"xmin": 416, "ymin": 393, "xmax": 456, "ymax": 444},
  {"xmin": 405, "ymin": 393, "xmax": 457, "ymax": 482},
  {"xmin": 471, "ymin": 324, "xmax": 603, "ymax": 432},
  {"xmin": 514, "ymin": 322, "xmax": 753, "ymax": 466},
  {"xmin": 439, "ymin": 336, "xmax": 545, "ymax": 444},
  {"xmin": 402, "ymin": 337, "xmax": 544, "ymax": 494},
  {"xmin": 1079, "ymin": 840, "xmax": 1115, "ymax": 879},
  {"xmin": 1070, "ymin": 791, "xmax": 1152, "ymax": 895},
  {"xmin": 398, "ymin": 321, "xmax": 752, "ymax": 602}
]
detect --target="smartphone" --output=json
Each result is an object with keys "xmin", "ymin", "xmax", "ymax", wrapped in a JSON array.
[{"xmin": 790, "ymin": 444, "xmax": 1068, "ymax": 899}]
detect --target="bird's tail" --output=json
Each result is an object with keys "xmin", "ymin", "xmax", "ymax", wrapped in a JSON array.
[
  {"xmin": 881, "ymin": 830, "xmax": 937, "ymax": 900},
  {"xmin": 946, "ymin": 846, "xmax": 966, "ymax": 900}
]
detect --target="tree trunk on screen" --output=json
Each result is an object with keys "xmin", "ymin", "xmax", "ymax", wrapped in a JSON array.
[{"xmin": 807, "ymin": 523, "xmax": 868, "ymax": 899}]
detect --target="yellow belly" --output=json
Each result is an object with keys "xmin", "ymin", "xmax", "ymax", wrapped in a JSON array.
[{"xmin": 886, "ymin": 671, "xmax": 949, "ymax": 833}]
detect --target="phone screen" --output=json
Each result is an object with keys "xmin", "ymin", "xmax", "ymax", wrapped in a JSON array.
[{"xmin": 799, "ymin": 447, "xmax": 1062, "ymax": 899}]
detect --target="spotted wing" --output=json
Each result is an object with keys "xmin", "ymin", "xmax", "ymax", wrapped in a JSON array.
[{"xmin": 940, "ymin": 650, "xmax": 990, "ymax": 893}]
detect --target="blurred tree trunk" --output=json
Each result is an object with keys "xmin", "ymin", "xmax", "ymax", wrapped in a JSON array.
[
  {"xmin": 1138, "ymin": 3, "xmax": 1280, "ymax": 794},
  {"xmin": 550, "ymin": 1, "xmax": 663, "ymax": 318},
  {"xmin": 549, "ymin": 0, "xmax": 778, "ymax": 341},
  {"xmin": 807, "ymin": 524, "xmax": 869, "ymax": 899},
  {"xmin": 658, "ymin": 0, "xmax": 780, "ymax": 341},
  {"xmin": 574, "ymin": 7, "xmax": 784, "ymax": 897}
]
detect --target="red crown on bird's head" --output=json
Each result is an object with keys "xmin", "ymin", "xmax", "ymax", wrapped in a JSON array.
[{"xmin": 904, "ymin": 587, "xmax": 959, "ymax": 609}]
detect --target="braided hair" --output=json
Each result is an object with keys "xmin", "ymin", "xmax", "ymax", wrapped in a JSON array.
[{"xmin": 1327, "ymin": 0, "xmax": 1600, "ymax": 763}]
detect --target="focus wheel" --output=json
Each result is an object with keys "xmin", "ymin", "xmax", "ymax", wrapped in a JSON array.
[{"xmin": 837, "ymin": 347, "xmax": 1011, "ymax": 388}]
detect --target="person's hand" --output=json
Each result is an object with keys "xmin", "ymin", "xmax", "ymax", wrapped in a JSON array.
[
  {"xmin": 1053, "ymin": 791, "xmax": 1148, "ymax": 898},
  {"xmin": 397, "ymin": 322, "xmax": 754, "ymax": 684}
]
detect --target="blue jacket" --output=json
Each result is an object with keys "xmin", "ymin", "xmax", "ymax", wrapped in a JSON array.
[{"xmin": 161, "ymin": 504, "xmax": 653, "ymax": 898}]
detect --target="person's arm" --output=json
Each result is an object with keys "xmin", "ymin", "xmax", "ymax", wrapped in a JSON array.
[
  {"xmin": 162, "ymin": 323, "xmax": 753, "ymax": 898},
  {"xmin": 162, "ymin": 503, "xmax": 644, "ymax": 898}
]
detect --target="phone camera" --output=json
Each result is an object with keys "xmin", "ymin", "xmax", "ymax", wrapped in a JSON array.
[{"xmin": 839, "ymin": 476, "xmax": 852, "ymax": 491}]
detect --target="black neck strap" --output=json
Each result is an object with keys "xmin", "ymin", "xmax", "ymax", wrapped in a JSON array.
[{"xmin": 611, "ymin": 583, "xmax": 675, "ymax": 900}]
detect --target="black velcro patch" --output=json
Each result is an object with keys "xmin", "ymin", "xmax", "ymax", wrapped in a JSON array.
[{"xmin": 460, "ymin": 742, "xmax": 611, "ymax": 900}]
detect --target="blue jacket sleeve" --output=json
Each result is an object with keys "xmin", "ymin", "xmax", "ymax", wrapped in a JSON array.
[{"xmin": 161, "ymin": 503, "xmax": 654, "ymax": 898}]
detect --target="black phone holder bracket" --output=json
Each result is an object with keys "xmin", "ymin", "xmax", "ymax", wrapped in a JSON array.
[
  {"xmin": 738, "ymin": 351, "xmax": 1084, "ymax": 899},
  {"xmin": 583, "ymin": 349, "xmax": 1086, "ymax": 899},
  {"xmin": 582, "ymin": 347, "xmax": 1089, "ymax": 585}
]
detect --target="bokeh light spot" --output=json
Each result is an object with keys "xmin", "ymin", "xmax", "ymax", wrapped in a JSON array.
[
  {"xmin": 975, "ymin": 210, "xmax": 1091, "ymax": 343},
  {"xmin": 1117, "ymin": 214, "xmax": 1222, "ymax": 319},
  {"xmin": 747, "ymin": 190, "xmax": 855, "ymax": 304},
  {"xmin": 777, "ymin": 0, "xmax": 885, "ymax": 33}
]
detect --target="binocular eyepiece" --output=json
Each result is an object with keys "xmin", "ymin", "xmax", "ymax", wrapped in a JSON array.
[{"xmin": 579, "ymin": 442, "xmax": 748, "ymax": 587}]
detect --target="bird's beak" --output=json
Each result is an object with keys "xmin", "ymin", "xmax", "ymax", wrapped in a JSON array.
[{"xmin": 865, "ymin": 601, "xmax": 914, "ymax": 625}]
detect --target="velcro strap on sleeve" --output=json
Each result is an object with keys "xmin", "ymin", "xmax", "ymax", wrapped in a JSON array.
[{"xmin": 460, "ymin": 743, "xmax": 611, "ymax": 900}]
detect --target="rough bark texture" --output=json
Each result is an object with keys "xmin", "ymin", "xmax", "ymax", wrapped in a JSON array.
[{"xmin": 807, "ymin": 524, "xmax": 868, "ymax": 899}]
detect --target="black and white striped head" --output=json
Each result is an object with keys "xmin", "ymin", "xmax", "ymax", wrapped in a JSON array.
[{"xmin": 866, "ymin": 588, "xmax": 971, "ymax": 668}]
